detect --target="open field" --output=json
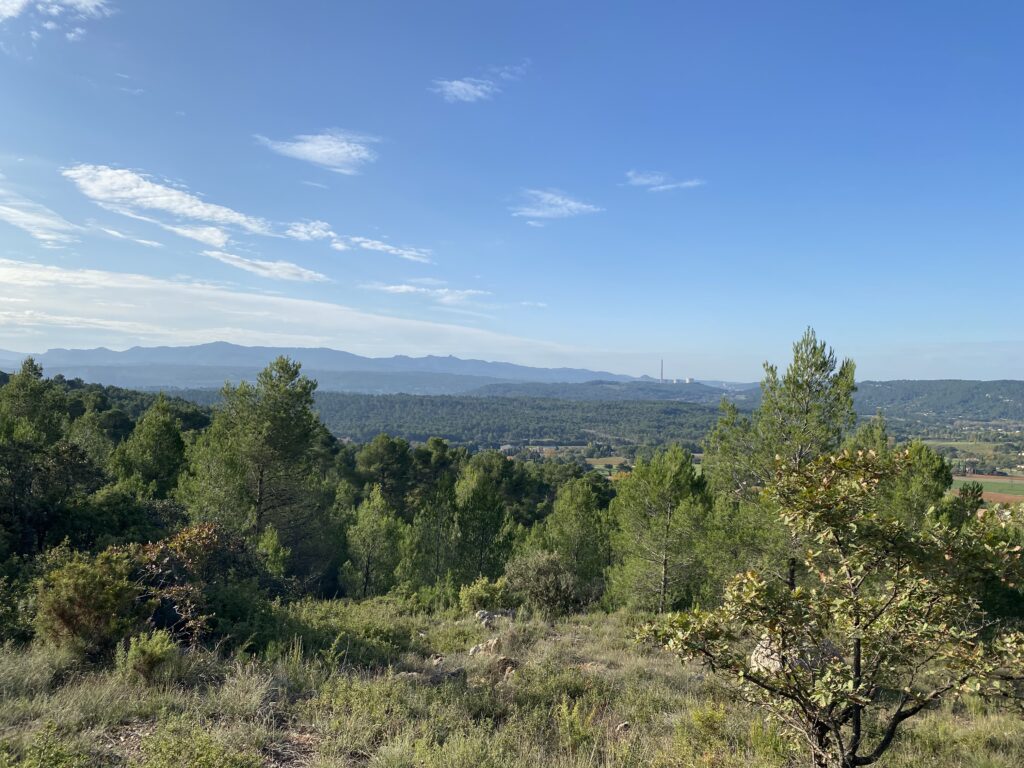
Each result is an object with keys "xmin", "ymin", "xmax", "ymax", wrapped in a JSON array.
[
  {"xmin": 2, "ymin": 604, "xmax": 1023, "ymax": 768},
  {"xmin": 585, "ymin": 456, "xmax": 628, "ymax": 471},
  {"xmin": 924, "ymin": 441, "xmax": 1003, "ymax": 459},
  {"xmin": 953, "ymin": 475, "xmax": 1024, "ymax": 502}
]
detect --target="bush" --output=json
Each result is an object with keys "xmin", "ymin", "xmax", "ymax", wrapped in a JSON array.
[
  {"xmin": 0, "ymin": 723, "xmax": 91, "ymax": 768},
  {"xmin": 116, "ymin": 630, "xmax": 181, "ymax": 684},
  {"xmin": 135, "ymin": 720, "xmax": 260, "ymax": 768},
  {"xmin": 138, "ymin": 524, "xmax": 270, "ymax": 645},
  {"xmin": 458, "ymin": 576, "xmax": 509, "ymax": 613},
  {"xmin": 0, "ymin": 577, "xmax": 33, "ymax": 643},
  {"xmin": 503, "ymin": 550, "xmax": 578, "ymax": 617},
  {"xmin": 33, "ymin": 550, "xmax": 148, "ymax": 656}
]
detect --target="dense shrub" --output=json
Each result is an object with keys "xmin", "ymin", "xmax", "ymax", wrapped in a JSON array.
[
  {"xmin": 0, "ymin": 723, "xmax": 91, "ymax": 768},
  {"xmin": 115, "ymin": 630, "xmax": 181, "ymax": 683},
  {"xmin": 458, "ymin": 576, "xmax": 509, "ymax": 613},
  {"xmin": 0, "ymin": 577, "xmax": 33, "ymax": 643},
  {"xmin": 33, "ymin": 550, "xmax": 148, "ymax": 656},
  {"xmin": 504, "ymin": 550, "xmax": 578, "ymax": 617},
  {"xmin": 137, "ymin": 524, "xmax": 270, "ymax": 645}
]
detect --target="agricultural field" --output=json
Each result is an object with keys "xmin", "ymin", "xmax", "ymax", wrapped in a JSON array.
[
  {"xmin": 584, "ymin": 456, "xmax": 629, "ymax": 475},
  {"xmin": 953, "ymin": 474, "xmax": 1024, "ymax": 504}
]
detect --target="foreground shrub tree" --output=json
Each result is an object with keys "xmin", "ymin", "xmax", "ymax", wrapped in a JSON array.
[{"xmin": 648, "ymin": 449, "xmax": 1024, "ymax": 768}]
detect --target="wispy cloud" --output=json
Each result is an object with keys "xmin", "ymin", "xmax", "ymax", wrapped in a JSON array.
[
  {"xmin": 431, "ymin": 78, "xmax": 500, "ymax": 103},
  {"xmin": 98, "ymin": 227, "xmax": 162, "ymax": 248},
  {"xmin": 0, "ymin": 258, "xmax": 573, "ymax": 362},
  {"xmin": 2, "ymin": 0, "xmax": 112, "ymax": 48},
  {"xmin": 0, "ymin": 1, "xmax": 32, "ymax": 23},
  {"xmin": 160, "ymin": 223, "xmax": 229, "ymax": 248},
  {"xmin": 202, "ymin": 250, "xmax": 328, "ymax": 282},
  {"xmin": 2, "ymin": 0, "xmax": 111, "ymax": 23},
  {"xmin": 493, "ymin": 60, "xmax": 530, "ymax": 81},
  {"xmin": 431, "ymin": 60, "xmax": 529, "ymax": 103},
  {"xmin": 363, "ymin": 281, "xmax": 489, "ymax": 306},
  {"xmin": 349, "ymin": 236, "xmax": 433, "ymax": 264},
  {"xmin": 285, "ymin": 219, "xmax": 348, "ymax": 251},
  {"xmin": 625, "ymin": 170, "xmax": 705, "ymax": 192},
  {"xmin": 256, "ymin": 130, "xmax": 378, "ymax": 175},
  {"xmin": 63, "ymin": 164, "xmax": 272, "ymax": 234},
  {"xmin": 60, "ymin": 163, "xmax": 419, "ymax": 261},
  {"xmin": 510, "ymin": 189, "xmax": 602, "ymax": 220},
  {"xmin": 0, "ymin": 188, "xmax": 79, "ymax": 246}
]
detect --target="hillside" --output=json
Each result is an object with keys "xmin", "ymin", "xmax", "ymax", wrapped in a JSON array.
[
  {"xmin": 855, "ymin": 380, "xmax": 1024, "ymax": 422},
  {"xmin": 469, "ymin": 379, "xmax": 757, "ymax": 405},
  {"xmin": 471, "ymin": 379, "xmax": 1024, "ymax": 423},
  {"xmin": 177, "ymin": 389, "xmax": 717, "ymax": 448}
]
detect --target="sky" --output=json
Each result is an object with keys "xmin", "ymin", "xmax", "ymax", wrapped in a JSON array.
[{"xmin": 0, "ymin": 1, "xmax": 1022, "ymax": 380}]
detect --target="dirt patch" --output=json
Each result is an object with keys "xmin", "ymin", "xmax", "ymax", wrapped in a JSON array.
[
  {"xmin": 982, "ymin": 492, "xmax": 1024, "ymax": 505},
  {"xmin": 956, "ymin": 474, "xmax": 1024, "ymax": 482}
]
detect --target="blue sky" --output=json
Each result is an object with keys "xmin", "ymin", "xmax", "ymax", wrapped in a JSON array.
[{"xmin": 0, "ymin": 1, "xmax": 1021, "ymax": 379}]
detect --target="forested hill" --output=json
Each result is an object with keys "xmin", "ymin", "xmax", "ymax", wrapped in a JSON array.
[
  {"xmin": 855, "ymin": 380, "xmax": 1024, "ymax": 422},
  {"xmin": 469, "ymin": 379, "xmax": 759, "ymax": 405},
  {"xmin": 178, "ymin": 389, "xmax": 716, "ymax": 449},
  {"xmin": 469, "ymin": 379, "xmax": 1024, "ymax": 422}
]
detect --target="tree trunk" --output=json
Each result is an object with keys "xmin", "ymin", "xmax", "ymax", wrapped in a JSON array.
[
  {"xmin": 254, "ymin": 465, "xmax": 265, "ymax": 534},
  {"xmin": 659, "ymin": 550, "xmax": 668, "ymax": 614}
]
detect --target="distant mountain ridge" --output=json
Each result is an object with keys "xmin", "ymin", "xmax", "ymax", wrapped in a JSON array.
[{"xmin": 1, "ymin": 342, "xmax": 635, "ymax": 393}]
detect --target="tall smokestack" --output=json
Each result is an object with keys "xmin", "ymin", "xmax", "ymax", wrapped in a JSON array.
[{"xmin": 660, "ymin": 359, "xmax": 664, "ymax": 383}]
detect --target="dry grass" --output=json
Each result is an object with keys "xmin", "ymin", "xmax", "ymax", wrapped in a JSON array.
[{"xmin": 0, "ymin": 607, "xmax": 1021, "ymax": 767}]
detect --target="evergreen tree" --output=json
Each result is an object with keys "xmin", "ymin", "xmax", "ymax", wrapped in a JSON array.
[
  {"xmin": 453, "ymin": 453, "xmax": 514, "ymax": 581},
  {"xmin": 606, "ymin": 445, "xmax": 709, "ymax": 612},
  {"xmin": 340, "ymin": 486, "xmax": 406, "ymax": 598},
  {"xmin": 111, "ymin": 395, "xmax": 186, "ymax": 498},
  {"xmin": 533, "ymin": 476, "xmax": 611, "ymax": 604},
  {"xmin": 356, "ymin": 434, "xmax": 414, "ymax": 520},
  {"xmin": 0, "ymin": 358, "xmax": 66, "ymax": 445},
  {"xmin": 703, "ymin": 328, "xmax": 856, "ymax": 501},
  {"xmin": 177, "ymin": 358, "xmax": 329, "ymax": 577}
]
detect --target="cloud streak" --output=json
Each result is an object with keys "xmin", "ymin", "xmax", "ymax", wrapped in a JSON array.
[
  {"xmin": 349, "ymin": 236, "xmax": 433, "ymax": 264},
  {"xmin": 202, "ymin": 250, "xmax": 328, "ymax": 282},
  {"xmin": 363, "ymin": 282, "xmax": 489, "ymax": 305},
  {"xmin": 510, "ymin": 189, "xmax": 602, "ymax": 220},
  {"xmin": 0, "ymin": 188, "xmax": 79, "ymax": 246},
  {"xmin": 625, "ymin": 170, "xmax": 705, "ymax": 192},
  {"xmin": 432, "ymin": 78, "xmax": 500, "ymax": 103},
  {"xmin": 60, "ymin": 163, "xmax": 429, "ymax": 260},
  {"xmin": 286, "ymin": 219, "xmax": 348, "ymax": 251},
  {"xmin": 257, "ymin": 130, "xmax": 378, "ymax": 175},
  {"xmin": 98, "ymin": 227, "xmax": 162, "ymax": 248},
  {"xmin": 63, "ymin": 164, "xmax": 272, "ymax": 234},
  {"xmin": 431, "ymin": 60, "xmax": 529, "ymax": 103}
]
